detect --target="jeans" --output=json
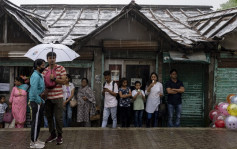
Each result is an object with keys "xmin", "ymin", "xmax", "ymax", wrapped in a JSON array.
[
  {"xmin": 63, "ymin": 102, "xmax": 72, "ymax": 127},
  {"xmin": 120, "ymin": 107, "xmax": 131, "ymax": 127},
  {"xmin": 168, "ymin": 104, "xmax": 182, "ymax": 127},
  {"xmin": 146, "ymin": 111, "xmax": 159, "ymax": 127},
  {"xmin": 44, "ymin": 115, "xmax": 56, "ymax": 128},
  {"xmin": 101, "ymin": 106, "xmax": 117, "ymax": 128},
  {"xmin": 134, "ymin": 110, "xmax": 143, "ymax": 127}
]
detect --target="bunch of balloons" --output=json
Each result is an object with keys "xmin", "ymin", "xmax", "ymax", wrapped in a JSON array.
[{"xmin": 209, "ymin": 94, "xmax": 237, "ymax": 129}]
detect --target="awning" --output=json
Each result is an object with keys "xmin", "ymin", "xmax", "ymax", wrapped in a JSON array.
[{"xmin": 163, "ymin": 51, "xmax": 210, "ymax": 63}]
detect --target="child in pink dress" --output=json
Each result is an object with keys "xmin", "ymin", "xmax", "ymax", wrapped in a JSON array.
[{"xmin": 9, "ymin": 77, "xmax": 28, "ymax": 128}]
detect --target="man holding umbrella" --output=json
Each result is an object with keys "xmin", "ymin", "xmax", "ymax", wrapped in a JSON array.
[{"xmin": 42, "ymin": 52, "xmax": 66, "ymax": 145}]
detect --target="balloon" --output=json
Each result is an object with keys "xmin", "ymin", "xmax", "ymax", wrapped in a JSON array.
[
  {"xmin": 213, "ymin": 113, "xmax": 225, "ymax": 122},
  {"xmin": 215, "ymin": 120, "xmax": 225, "ymax": 128},
  {"xmin": 231, "ymin": 95, "xmax": 237, "ymax": 104},
  {"xmin": 209, "ymin": 110, "xmax": 219, "ymax": 121},
  {"xmin": 225, "ymin": 115, "xmax": 237, "ymax": 129},
  {"xmin": 227, "ymin": 94, "xmax": 235, "ymax": 103},
  {"xmin": 227, "ymin": 104, "xmax": 237, "ymax": 116},
  {"xmin": 209, "ymin": 122, "xmax": 216, "ymax": 128},
  {"xmin": 218, "ymin": 102, "xmax": 229, "ymax": 116},
  {"xmin": 214, "ymin": 104, "xmax": 219, "ymax": 110}
]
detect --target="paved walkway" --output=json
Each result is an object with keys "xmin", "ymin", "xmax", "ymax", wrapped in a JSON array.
[{"xmin": 0, "ymin": 127, "xmax": 236, "ymax": 149}]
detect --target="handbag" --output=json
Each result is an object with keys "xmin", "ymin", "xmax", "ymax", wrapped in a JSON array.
[
  {"xmin": 3, "ymin": 111, "xmax": 13, "ymax": 123},
  {"xmin": 90, "ymin": 106, "xmax": 100, "ymax": 121},
  {"xmin": 44, "ymin": 68, "xmax": 57, "ymax": 89},
  {"xmin": 70, "ymin": 97, "xmax": 77, "ymax": 107}
]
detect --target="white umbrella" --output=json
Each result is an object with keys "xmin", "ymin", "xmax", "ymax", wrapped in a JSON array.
[{"xmin": 24, "ymin": 43, "xmax": 80, "ymax": 62}]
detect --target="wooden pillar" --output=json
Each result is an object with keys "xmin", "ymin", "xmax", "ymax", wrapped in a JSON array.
[
  {"xmin": 93, "ymin": 48, "xmax": 103, "ymax": 107},
  {"xmin": 205, "ymin": 53, "xmax": 216, "ymax": 126}
]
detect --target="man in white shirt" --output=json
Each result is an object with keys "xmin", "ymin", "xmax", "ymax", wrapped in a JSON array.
[{"xmin": 101, "ymin": 70, "xmax": 118, "ymax": 128}]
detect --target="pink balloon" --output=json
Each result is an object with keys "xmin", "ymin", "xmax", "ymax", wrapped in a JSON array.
[
  {"xmin": 218, "ymin": 102, "xmax": 230, "ymax": 116},
  {"xmin": 213, "ymin": 113, "xmax": 226, "ymax": 122}
]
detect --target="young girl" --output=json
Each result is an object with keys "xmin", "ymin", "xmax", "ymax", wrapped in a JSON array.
[
  {"xmin": 0, "ymin": 95, "xmax": 8, "ymax": 128},
  {"xmin": 118, "ymin": 78, "xmax": 132, "ymax": 127},
  {"xmin": 132, "ymin": 81, "xmax": 145, "ymax": 127},
  {"xmin": 62, "ymin": 74, "xmax": 75, "ymax": 127},
  {"xmin": 145, "ymin": 72, "xmax": 163, "ymax": 127}
]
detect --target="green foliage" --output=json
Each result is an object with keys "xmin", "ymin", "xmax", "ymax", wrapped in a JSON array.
[{"xmin": 220, "ymin": 0, "xmax": 237, "ymax": 9}]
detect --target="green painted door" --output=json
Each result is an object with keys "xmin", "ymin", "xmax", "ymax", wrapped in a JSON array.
[
  {"xmin": 215, "ymin": 68, "xmax": 237, "ymax": 104},
  {"xmin": 163, "ymin": 63, "xmax": 205, "ymax": 126}
]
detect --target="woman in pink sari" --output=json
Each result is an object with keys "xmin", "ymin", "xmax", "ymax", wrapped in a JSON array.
[{"xmin": 9, "ymin": 77, "xmax": 29, "ymax": 128}]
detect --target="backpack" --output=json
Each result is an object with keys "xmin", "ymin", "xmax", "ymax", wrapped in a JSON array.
[
  {"xmin": 103, "ymin": 81, "xmax": 120, "ymax": 100},
  {"xmin": 44, "ymin": 67, "xmax": 57, "ymax": 89}
]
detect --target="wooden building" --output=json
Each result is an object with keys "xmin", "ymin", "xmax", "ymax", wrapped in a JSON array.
[{"xmin": 1, "ymin": 0, "xmax": 237, "ymax": 126}]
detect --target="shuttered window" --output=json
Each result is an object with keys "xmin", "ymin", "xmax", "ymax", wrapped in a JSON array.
[{"xmin": 163, "ymin": 63, "xmax": 205, "ymax": 126}]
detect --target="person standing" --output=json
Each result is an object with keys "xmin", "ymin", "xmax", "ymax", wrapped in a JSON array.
[
  {"xmin": 9, "ymin": 77, "xmax": 29, "ymax": 128},
  {"xmin": 101, "ymin": 70, "xmax": 118, "ymax": 128},
  {"xmin": 132, "ymin": 81, "xmax": 146, "ymax": 127},
  {"xmin": 77, "ymin": 78, "xmax": 96, "ymax": 127},
  {"xmin": 29, "ymin": 59, "xmax": 46, "ymax": 149},
  {"xmin": 118, "ymin": 78, "xmax": 132, "ymax": 127},
  {"xmin": 145, "ymin": 72, "xmax": 163, "ymax": 127},
  {"xmin": 0, "ymin": 95, "xmax": 8, "ymax": 128},
  {"xmin": 42, "ymin": 52, "xmax": 66, "ymax": 145},
  {"xmin": 166, "ymin": 69, "xmax": 185, "ymax": 127},
  {"xmin": 62, "ymin": 74, "xmax": 75, "ymax": 127}
]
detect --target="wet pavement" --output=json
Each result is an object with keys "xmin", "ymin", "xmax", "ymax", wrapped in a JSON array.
[{"xmin": 0, "ymin": 127, "xmax": 237, "ymax": 149}]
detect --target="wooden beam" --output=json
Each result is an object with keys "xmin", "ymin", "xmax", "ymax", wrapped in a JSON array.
[
  {"xmin": 49, "ymin": 8, "xmax": 66, "ymax": 27},
  {"xmin": 59, "ymin": 8, "xmax": 83, "ymax": 43},
  {"xmin": 3, "ymin": 14, "xmax": 7, "ymax": 43},
  {"xmin": 45, "ymin": 8, "xmax": 53, "ymax": 18},
  {"xmin": 208, "ymin": 14, "xmax": 237, "ymax": 38},
  {"xmin": 197, "ymin": 19, "xmax": 211, "ymax": 32},
  {"xmin": 202, "ymin": 17, "xmax": 223, "ymax": 36},
  {"xmin": 180, "ymin": 8, "xmax": 188, "ymax": 17},
  {"xmin": 103, "ymin": 40, "xmax": 158, "ymax": 48},
  {"xmin": 166, "ymin": 9, "xmax": 191, "ymax": 29}
]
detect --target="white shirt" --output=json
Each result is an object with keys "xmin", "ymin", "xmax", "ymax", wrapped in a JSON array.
[
  {"xmin": 145, "ymin": 82, "xmax": 163, "ymax": 113},
  {"xmin": 0, "ymin": 103, "xmax": 8, "ymax": 114},
  {"xmin": 62, "ymin": 82, "xmax": 75, "ymax": 101},
  {"xmin": 104, "ymin": 81, "xmax": 118, "ymax": 108}
]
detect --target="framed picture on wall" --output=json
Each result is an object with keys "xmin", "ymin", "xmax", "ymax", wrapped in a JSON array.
[{"xmin": 109, "ymin": 65, "xmax": 122, "ymax": 82}]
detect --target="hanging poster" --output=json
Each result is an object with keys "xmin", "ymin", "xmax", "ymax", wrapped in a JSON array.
[
  {"xmin": 0, "ymin": 83, "xmax": 10, "ymax": 91},
  {"xmin": 111, "ymin": 70, "xmax": 120, "ymax": 81},
  {"xmin": 131, "ymin": 78, "xmax": 142, "ymax": 86}
]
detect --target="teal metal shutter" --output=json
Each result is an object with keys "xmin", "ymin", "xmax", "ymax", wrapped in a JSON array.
[
  {"xmin": 215, "ymin": 68, "xmax": 237, "ymax": 103},
  {"xmin": 163, "ymin": 63, "xmax": 205, "ymax": 126}
]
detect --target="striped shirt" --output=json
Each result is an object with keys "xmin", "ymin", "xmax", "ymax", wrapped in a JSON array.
[{"xmin": 42, "ymin": 64, "xmax": 66, "ymax": 99}]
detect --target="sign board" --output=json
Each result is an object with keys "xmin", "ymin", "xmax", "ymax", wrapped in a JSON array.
[{"xmin": 0, "ymin": 83, "xmax": 10, "ymax": 91}]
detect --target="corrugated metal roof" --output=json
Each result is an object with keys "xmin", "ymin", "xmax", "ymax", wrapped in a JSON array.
[
  {"xmin": 0, "ymin": 0, "xmax": 47, "ymax": 43},
  {"xmin": 188, "ymin": 7, "xmax": 237, "ymax": 39},
  {"xmin": 20, "ymin": 2, "xmax": 213, "ymax": 46}
]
